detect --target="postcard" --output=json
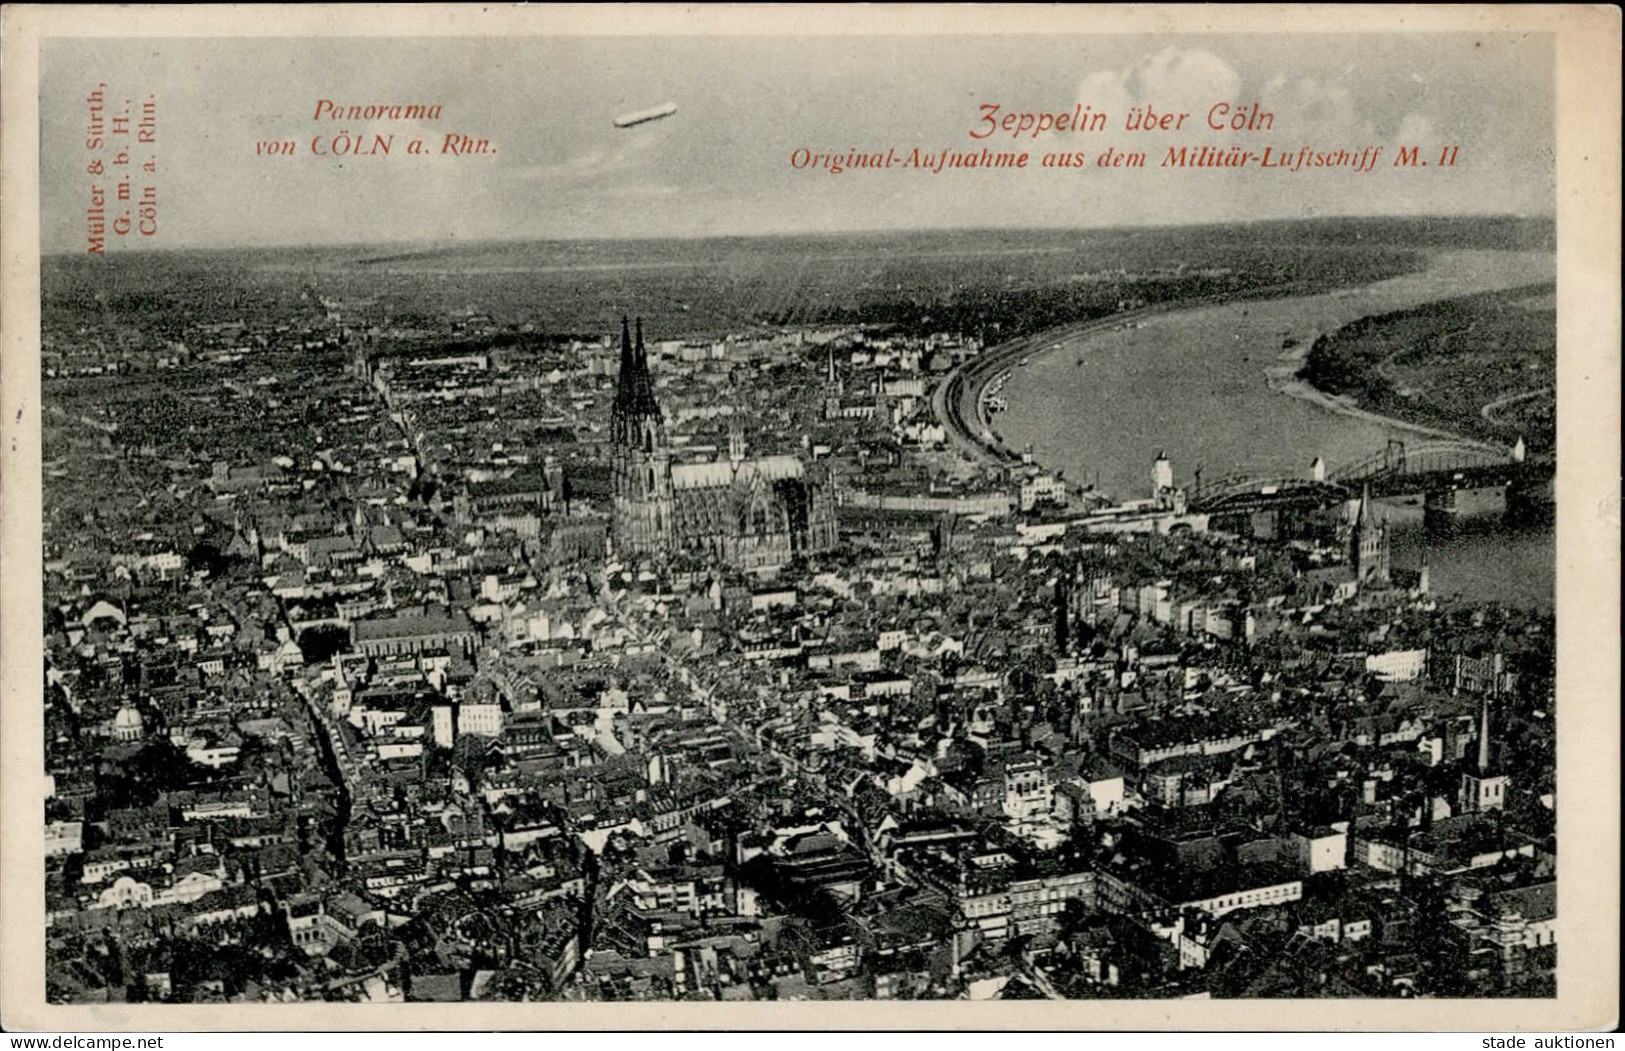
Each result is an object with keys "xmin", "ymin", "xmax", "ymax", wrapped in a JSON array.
[{"xmin": 1, "ymin": 3, "xmax": 1618, "ymax": 1032}]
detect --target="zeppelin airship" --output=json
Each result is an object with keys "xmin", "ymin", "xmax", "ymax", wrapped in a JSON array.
[{"xmin": 613, "ymin": 102, "xmax": 678, "ymax": 128}]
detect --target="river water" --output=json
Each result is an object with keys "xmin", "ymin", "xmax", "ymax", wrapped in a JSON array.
[{"xmin": 993, "ymin": 250, "xmax": 1556, "ymax": 612}]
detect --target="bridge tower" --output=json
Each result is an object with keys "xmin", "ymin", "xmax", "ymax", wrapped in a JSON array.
[
  {"xmin": 1504, "ymin": 436, "xmax": 1552, "ymax": 524},
  {"xmin": 1151, "ymin": 451, "xmax": 1186, "ymax": 513},
  {"xmin": 1505, "ymin": 476, "xmax": 1553, "ymax": 525}
]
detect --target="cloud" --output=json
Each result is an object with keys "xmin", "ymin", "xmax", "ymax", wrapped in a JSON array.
[
  {"xmin": 1079, "ymin": 70, "xmax": 1132, "ymax": 119},
  {"xmin": 1080, "ymin": 49, "xmax": 1438, "ymax": 150},
  {"xmin": 1392, "ymin": 113, "xmax": 1438, "ymax": 150},
  {"xmin": 1079, "ymin": 47, "xmax": 1242, "ymax": 116},
  {"xmin": 1259, "ymin": 73, "xmax": 1375, "ymax": 140},
  {"xmin": 1130, "ymin": 48, "xmax": 1243, "ymax": 109},
  {"xmin": 1256, "ymin": 74, "xmax": 1442, "ymax": 153}
]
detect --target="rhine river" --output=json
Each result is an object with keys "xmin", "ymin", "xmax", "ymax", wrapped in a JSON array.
[{"xmin": 993, "ymin": 249, "xmax": 1556, "ymax": 612}]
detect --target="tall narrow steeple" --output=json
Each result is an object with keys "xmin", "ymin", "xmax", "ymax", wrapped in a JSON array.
[
  {"xmin": 1477, "ymin": 694, "xmax": 1492, "ymax": 772},
  {"xmin": 612, "ymin": 315, "xmax": 662, "ymax": 446},
  {"xmin": 1350, "ymin": 483, "xmax": 1377, "ymax": 582}
]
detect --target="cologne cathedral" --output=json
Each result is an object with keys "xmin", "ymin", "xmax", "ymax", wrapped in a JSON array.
[{"xmin": 609, "ymin": 318, "xmax": 837, "ymax": 568}]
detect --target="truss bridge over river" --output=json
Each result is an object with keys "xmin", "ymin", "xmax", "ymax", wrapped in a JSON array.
[{"xmin": 1189, "ymin": 438, "xmax": 1555, "ymax": 525}]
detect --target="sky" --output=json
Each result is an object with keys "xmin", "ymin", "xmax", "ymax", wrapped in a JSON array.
[{"xmin": 40, "ymin": 33, "xmax": 1554, "ymax": 250}]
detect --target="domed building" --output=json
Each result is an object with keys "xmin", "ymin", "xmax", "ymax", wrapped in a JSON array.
[{"xmin": 112, "ymin": 704, "xmax": 145, "ymax": 743}]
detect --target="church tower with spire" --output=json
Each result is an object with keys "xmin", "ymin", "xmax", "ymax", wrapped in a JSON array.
[
  {"xmin": 611, "ymin": 317, "xmax": 673, "ymax": 554},
  {"xmin": 822, "ymin": 342, "xmax": 845, "ymax": 420},
  {"xmin": 1459, "ymin": 693, "xmax": 1509, "ymax": 813},
  {"xmin": 1349, "ymin": 484, "xmax": 1391, "ymax": 587}
]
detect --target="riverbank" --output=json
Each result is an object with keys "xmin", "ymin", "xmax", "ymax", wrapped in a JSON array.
[
  {"xmin": 1263, "ymin": 341, "xmax": 1505, "ymax": 454},
  {"xmin": 1270, "ymin": 275, "xmax": 1556, "ymax": 456}
]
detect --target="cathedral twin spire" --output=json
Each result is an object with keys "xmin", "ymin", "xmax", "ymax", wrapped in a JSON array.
[
  {"xmin": 608, "ymin": 315, "xmax": 837, "ymax": 559},
  {"xmin": 612, "ymin": 315, "xmax": 662, "ymax": 445}
]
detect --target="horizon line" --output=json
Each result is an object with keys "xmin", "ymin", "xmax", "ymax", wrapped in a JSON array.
[{"xmin": 42, "ymin": 211, "xmax": 1558, "ymax": 261}]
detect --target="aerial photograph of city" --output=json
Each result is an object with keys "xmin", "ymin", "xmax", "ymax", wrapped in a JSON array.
[{"xmin": 29, "ymin": 27, "xmax": 1571, "ymax": 1009}]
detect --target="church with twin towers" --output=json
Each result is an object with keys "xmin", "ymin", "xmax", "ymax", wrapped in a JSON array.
[{"xmin": 609, "ymin": 317, "xmax": 838, "ymax": 568}]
